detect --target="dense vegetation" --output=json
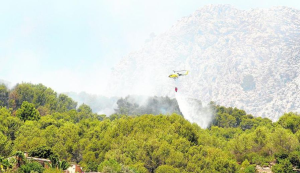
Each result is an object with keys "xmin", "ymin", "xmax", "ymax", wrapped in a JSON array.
[
  {"xmin": 114, "ymin": 95, "xmax": 182, "ymax": 116},
  {"xmin": 0, "ymin": 83, "xmax": 300, "ymax": 173}
]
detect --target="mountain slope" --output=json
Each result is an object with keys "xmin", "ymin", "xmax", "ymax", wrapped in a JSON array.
[{"xmin": 108, "ymin": 5, "xmax": 300, "ymax": 121}]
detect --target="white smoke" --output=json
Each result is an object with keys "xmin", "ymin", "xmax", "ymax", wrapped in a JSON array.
[
  {"xmin": 97, "ymin": 106, "xmax": 117, "ymax": 116},
  {"xmin": 175, "ymin": 92, "xmax": 214, "ymax": 128}
]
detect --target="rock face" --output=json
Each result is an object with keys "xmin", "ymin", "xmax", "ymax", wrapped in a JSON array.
[{"xmin": 108, "ymin": 5, "xmax": 300, "ymax": 121}]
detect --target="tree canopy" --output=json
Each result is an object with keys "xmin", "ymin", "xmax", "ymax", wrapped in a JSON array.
[
  {"xmin": 0, "ymin": 82, "xmax": 299, "ymax": 173},
  {"xmin": 16, "ymin": 101, "xmax": 41, "ymax": 122}
]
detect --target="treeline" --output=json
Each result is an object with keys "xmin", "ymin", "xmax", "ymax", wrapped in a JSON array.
[
  {"xmin": 0, "ymin": 83, "xmax": 300, "ymax": 173},
  {"xmin": 210, "ymin": 106, "xmax": 300, "ymax": 172},
  {"xmin": 65, "ymin": 93, "xmax": 182, "ymax": 116},
  {"xmin": 0, "ymin": 83, "xmax": 78, "ymax": 114},
  {"xmin": 65, "ymin": 91, "xmax": 118, "ymax": 113},
  {"xmin": 114, "ymin": 95, "xmax": 182, "ymax": 116},
  {"xmin": 0, "ymin": 83, "xmax": 182, "ymax": 116}
]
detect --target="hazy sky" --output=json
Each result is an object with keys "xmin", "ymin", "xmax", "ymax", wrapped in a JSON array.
[{"xmin": 1, "ymin": 0, "xmax": 299, "ymax": 94}]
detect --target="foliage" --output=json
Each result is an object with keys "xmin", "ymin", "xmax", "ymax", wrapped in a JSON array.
[
  {"xmin": 0, "ymin": 84, "xmax": 9, "ymax": 107},
  {"xmin": 76, "ymin": 104, "xmax": 96, "ymax": 122},
  {"xmin": 98, "ymin": 159, "xmax": 122, "ymax": 172},
  {"xmin": 16, "ymin": 101, "xmax": 41, "ymax": 122},
  {"xmin": 43, "ymin": 168, "xmax": 64, "ymax": 173},
  {"xmin": 9, "ymin": 83, "xmax": 35, "ymax": 110},
  {"xmin": 0, "ymin": 106, "xmax": 23, "ymax": 142},
  {"xmin": 0, "ymin": 131, "xmax": 12, "ymax": 157},
  {"xmin": 288, "ymin": 151, "xmax": 300, "ymax": 168},
  {"xmin": 0, "ymin": 156, "xmax": 16, "ymax": 171},
  {"xmin": 18, "ymin": 162, "xmax": 44, "ymax": 173},
  {"xmin": 15, "ymin": 151, "xmax": 26, "ymax": 167},
  {"xmin": 271, "ymin": 159, "xmax": 295, "ymax": 173},
  {"xmin": 243, "ymin": 165, "xmax": 256, "ymax": 173},
  {"xmin": 115, "ymin": 95, "xmax": 182, "ymax": 116},
  {"xmin": 278, "ymin": 112, "xmax": 300, "ymax": 133},
  {"xmin": 29, "ymin": 145, "xmax": 55, "ymax": 159},
  {"xmin": 155, "ymin": 165, "xmax": 180, "ymax": 173},
  {"xmin": 47, "ymin": 152, "xmax": 70, "ymax": 170},
  {"xmin": 240, "ymin": 159, "xmax": 256, "ymax": 173},
  {"xmin": 271, "ymin": 127, "xmax": 299, "ymax": 154},
  {"xmin": 210, "ymin": 105, "xmax": 272, "ymax": 129},
  {"xmin": 56, "ymin": 94, "xmax": 77, "ymax": 113},
  {"xmin": 2, "ymin": 82, "xmax": 300, "ymax": 172}
]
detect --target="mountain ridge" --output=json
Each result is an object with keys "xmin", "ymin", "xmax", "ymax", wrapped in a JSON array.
[{"xmin": 108, "ymin": 5, "xmax": 300, "ymax": 121}]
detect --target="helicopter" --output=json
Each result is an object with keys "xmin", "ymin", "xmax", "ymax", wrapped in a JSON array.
[
  {"xmin": 168, "ymin": 70, "xmax": 189, "ymax": 79},
  {"xmin": 168, "ymin": 70, "xmax": 189, "ymax": 92}
]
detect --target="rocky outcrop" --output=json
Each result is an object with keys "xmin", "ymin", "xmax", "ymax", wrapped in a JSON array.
[{"xmin": 108, "ymin": 5, "xmax": 300, "ymax": 121}]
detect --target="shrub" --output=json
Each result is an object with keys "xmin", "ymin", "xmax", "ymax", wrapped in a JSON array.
[
  {"xmin": 272, "ymin": 159, "xmax": 294, "ymax": 173},
  {"xmin": 18, "ymin": 162, "xmax": 44, "ymax": 173}
]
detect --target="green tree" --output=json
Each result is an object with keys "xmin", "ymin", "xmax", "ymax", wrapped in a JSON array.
[
  {"xmin": 229, "ymin": 133, "xmax": 255, "ymax": 162},
  {"xmin": 13, "ymin": 121, "xmax": 46, "ymax": 152},
  {"xmin": 15, "ymin": 151, "xmax": 26, "ymax": 168},
  {"xmin": 0, "ymin": 131, "xmax": 12, "ymax": 157},
  {"xmin": 213, "ymin": 113, "xmax": 237, "ymax": 128},
  {"xmin": 43, "ymin": 168, "xmax": 63, "ymax": 173},
  {"xmin": 240, "ymin": 118, "xmax": 258, "ymax": 130},
  {"xmin": 0, "ymin": 106, "xmax": 23, "ymax": 141},
  {"xmin": 77, "ymin": 104, "xmax": 92, "ymax": 114},
  {"xmin": 240, "ymin": 159, "xmax": 256, "ymax": 173},
  {"xmin": 53, "ymin": 123, "xmax": 81, "ymax": 162},
  {"xmin": 114, "ymin": 96, "xmax": 139, "ymax": 115},
  {"xmin": 32, "ymin": 84, "xmax": 48, "ymax": 108},
  {"xmin": 47, "ymin": 155, "xmax": 59, "ymax": 169},
  {"xmin": 19, "ymin": 162, "xmax": 44, "ymax": 173},
  {"xmin": 47, "ymin": 155, "xmax": 69, "ymax": 170},
  {"xmin": 278, "ymin": 112, "xmax": 300, "ymax": 133},
  {"xmin": 243, "ymin": 165, "xmax": 255, "ymax": 173},
  {"xmin": 58, "ymin": 160, "xmax": 70, "ymax": 170},
  {"xmin": 271, "ymin": 127, "xmax": 299, "ymax": 154},
  {"xmin": 0, "ymin": 156, "xmax": 16, "ymax": 171},
  {"xmin": 252, "ymin": 127, "xmax": 269, "ymax": 151},
  {"xmin": 37, "ymin": 106, "xmax": 51, "ymax": 116},
  {"xmin": 76, "ymin": 104, "xmax": 94, "ymax": 122},
  {"xmin": 155, "ymin": 165, "xmax": 180, "ymax": 173},
  {"xmin": 288, "ymin": 151, "xmax": 300, "ymax": 168},
  {"xmin": 10, "ymin": 83, "xmax": 35, "ymax": 110},
  {"xmin": 80, "ymin": 151, "xmax": 98, "ymax": 171},
  {"xmin": 56, "ymin": 94, "xmax": 77, "ymax": 113},
  {"xmin": 43, "ymin": 88, "xmax": 58, "ymax": 112},
  {"xmin": 0, "ymin": 84, "xmax": 9, "ymax": 108},
  {"xmin": 16, "ymin": 101, "xmax": 41, "ymax": 122},
  {"xmin": 29, "ymin": 145, "xmax": 55, "ymax": 159},
  {"xmin": 98, "ymin": 159, "xmax": 122, "ymax": 173},
  {"xmin": 272, "ymin": 159, "xmax": 295, "ymax": 173}
]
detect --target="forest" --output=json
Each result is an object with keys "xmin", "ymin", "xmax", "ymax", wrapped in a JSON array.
[{"xmin": 0, "ymin": 83, "xmax": 300, "ymax": 173}]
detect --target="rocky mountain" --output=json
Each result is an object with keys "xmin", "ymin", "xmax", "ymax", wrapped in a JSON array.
[{"xmin": 107, "ymin": 5, "xmax": 300, "ymax": 121}]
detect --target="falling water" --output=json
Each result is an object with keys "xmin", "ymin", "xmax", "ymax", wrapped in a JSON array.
[{"xmin": 175, "ymin": 92, "xmax": 214, "ymax": 128}]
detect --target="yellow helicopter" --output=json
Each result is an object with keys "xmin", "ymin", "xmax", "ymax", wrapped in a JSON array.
[
  {"xmin": 168, "ymin": 70, "xmax": 189, "ymax": 92},
  {"xmin": 168, "ymin": 70, "xmax": 189, "ymax": 79}
]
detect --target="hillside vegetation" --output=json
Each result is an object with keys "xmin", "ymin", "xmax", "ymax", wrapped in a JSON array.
[{"xmin": 0, "ymin": 83, "xmax": 300, "ymax": 173}]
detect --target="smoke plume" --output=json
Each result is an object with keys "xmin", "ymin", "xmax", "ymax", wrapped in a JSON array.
[{"xmin": 176, "ymin": 92, "xmax": 214, "ymax": 128}]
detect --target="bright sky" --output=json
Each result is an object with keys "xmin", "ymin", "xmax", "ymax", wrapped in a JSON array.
[{"xmin": 1, "ymin": 0, "xmax": 299, "ymax": 95}]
